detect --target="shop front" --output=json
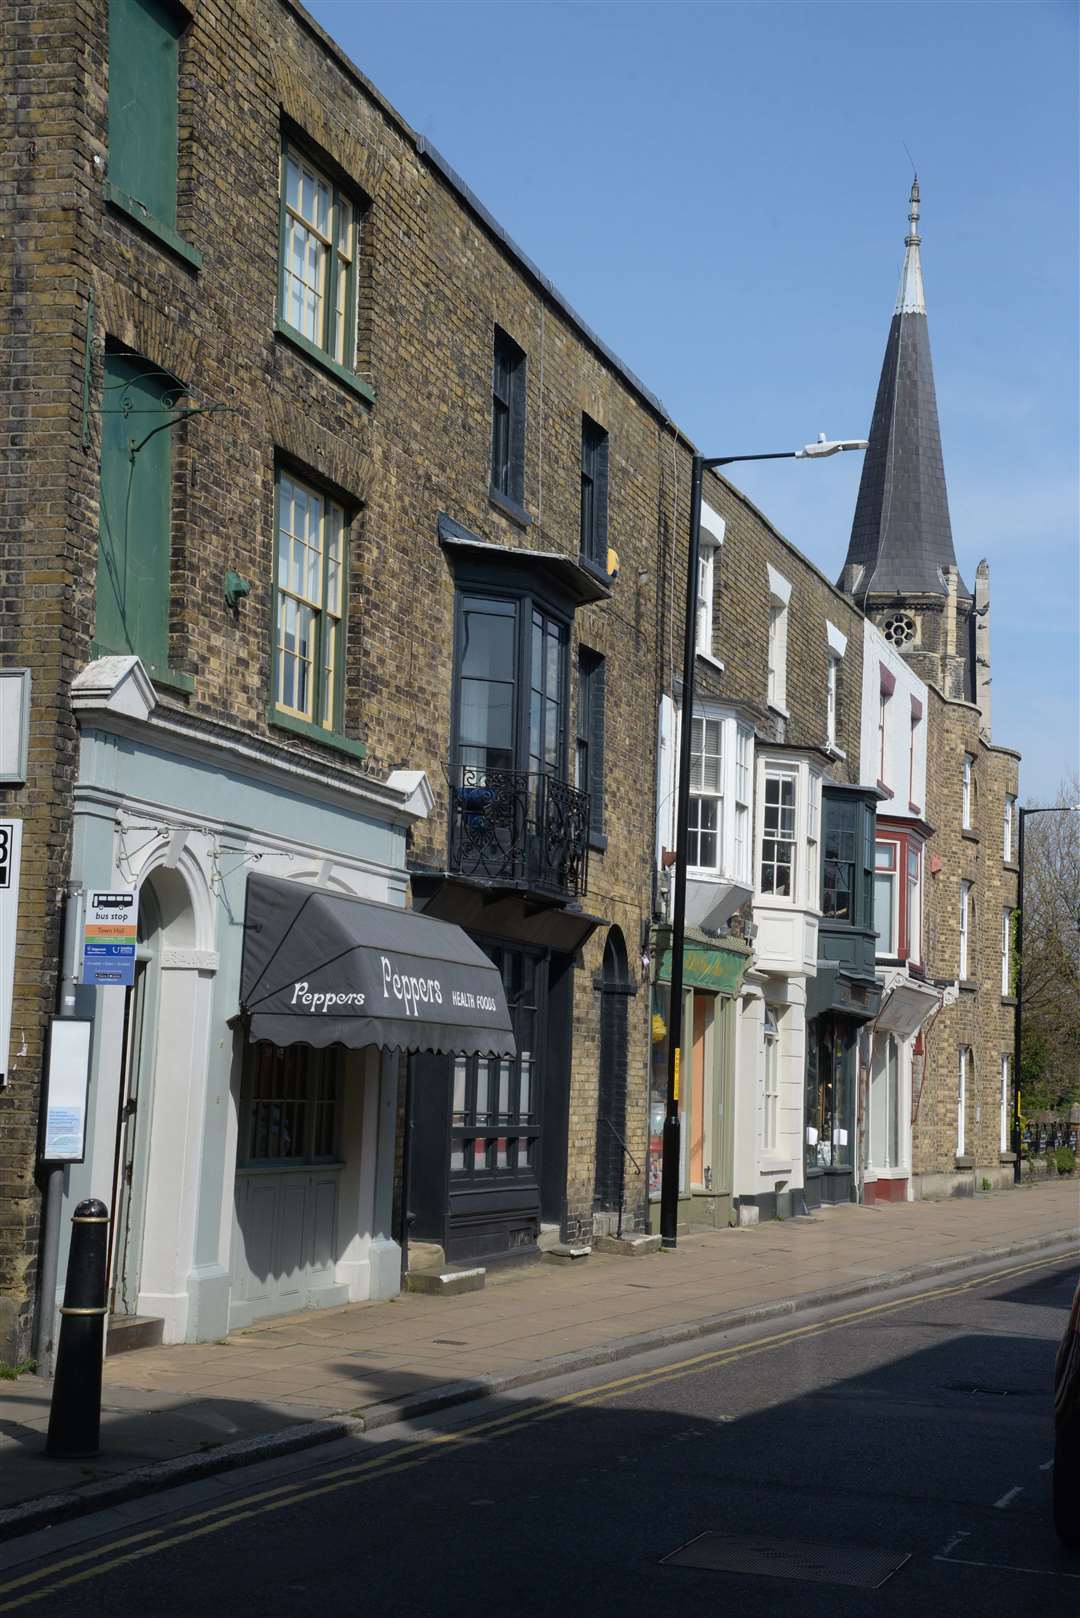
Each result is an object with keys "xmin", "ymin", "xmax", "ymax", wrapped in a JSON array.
[
  {"xmin": 51, "ymin": 655, "xmax": 451, "ymax": 1349},
  {"xmin": 648, "ymin": 926, "xmax": 750, "ymax": 1231}
]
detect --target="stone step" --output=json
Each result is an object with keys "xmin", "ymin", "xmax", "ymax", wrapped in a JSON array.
[
  {"xmin": 106, "ymin": 1314, "xmax": 164, "ymax": 1356},
  {"xmin": 404, "ymin": 1266, "xmax": 486, "ymax": 1297},
  {"xmin": 542, "ymin": 1243, "xmax": 591, "ymax": 1266},
  {"xmin": 592, "ymin": 1233, "xmax": 662, "ymax": 1257}
]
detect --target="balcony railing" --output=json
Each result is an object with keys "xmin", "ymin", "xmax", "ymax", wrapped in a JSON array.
[{"xmin": 449, "ymin": 767, "xmax": 589, "ymax": 900}]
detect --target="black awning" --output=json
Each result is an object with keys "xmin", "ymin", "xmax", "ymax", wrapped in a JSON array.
[{"xmin": 240, "ymin": 874, "xmax": 515, "ymax": 1057}]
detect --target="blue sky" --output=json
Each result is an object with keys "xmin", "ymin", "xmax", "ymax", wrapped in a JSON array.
[{"xmin": 307, "ymin": 0, "xmax": 1079, "ymax": 802}]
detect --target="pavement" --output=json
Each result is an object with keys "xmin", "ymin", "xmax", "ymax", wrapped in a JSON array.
[{"xmin": 1, "ymin": 1178, "xmax": 1076, "ymax": 1539}]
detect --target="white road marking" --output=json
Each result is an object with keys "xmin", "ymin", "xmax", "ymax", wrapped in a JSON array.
[
  {"xmin": 1039, "ymin": 1458, "xmax": 1054, "ymax": 1471},
  {"xmin": 939, "ymin": 1530, "xmax": 969, "ymax": 1555},
  {"xmin": 993, "ymin": 1485, "xmax": 1023, "ymax": 1509},
  {"xmin": 936, "ymin": 1556, "xmax": 1080, "ymax": 1581}
]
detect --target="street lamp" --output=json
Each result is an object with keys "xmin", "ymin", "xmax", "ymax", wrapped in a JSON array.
[
  {"xmin": 659, "ymin": 435, "xmax": 868, "ymax": 1248},
  {"xmin": 1011, "ymin": 803, "xmax": 1080, "ymax": 1185}
]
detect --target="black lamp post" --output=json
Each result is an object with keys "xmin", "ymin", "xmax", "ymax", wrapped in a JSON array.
[
  {"xmin": 1011, "ymin": 803, "xmax": 1080, "ymax": 1185},
  {"xmin": 659, "ymin": 436, "xmax": 867, "ymax": 1249}
]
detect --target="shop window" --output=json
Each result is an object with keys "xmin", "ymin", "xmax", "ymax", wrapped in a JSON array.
[
  {"xmin": 279, "ymin": 142, "xmax": 359, "ymax": 369},
  {"xmin": 273, "ymin": 470, "xmax": 347, "ymax": 734},
  {"xmin": 760, "ymin": 770, "xmax": 796, "ymax": 897},
  {"xmin": 239, "ymin": 1043, "xmax": 343, "ymax": 1165},
  {"xmin": 579, "ymin": 416, "xmax": 608, "ymax": 568},
  {"xmin": 806, "ymin": 1021, "xmax": 851, "ymax": 1171},
  {"xmin": 491, "ymin": 327, "xmax": 526, "ymax": 507},
  {"xmin": 451, "ymin": 947, "xmax": 540, "ymax": 1183},
  {"xmin": 762, "ymin": 1006, "xmax": 779, "ymax": 1153},
  {"xmin": 96, "ymin": 347, "xmax": 184, "ymax": 680},
  {"xmin": 688, "ymin": 716, "xmax": 723, "ymax": 871}
]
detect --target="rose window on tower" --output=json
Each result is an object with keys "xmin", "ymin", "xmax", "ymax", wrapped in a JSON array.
[{"xmin": 882, "ymin": 613, "xmax": 916, "ymax": 647}]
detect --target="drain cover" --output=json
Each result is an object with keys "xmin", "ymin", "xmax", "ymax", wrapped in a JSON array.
[{"xmin": 661, "ymin": 1532, "xmax": 910, "ymax": 1588}]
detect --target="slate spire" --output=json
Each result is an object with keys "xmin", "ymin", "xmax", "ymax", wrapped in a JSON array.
[{"xmin": 840, "ymin": 179, "xmax": 967, "ymax": 599}]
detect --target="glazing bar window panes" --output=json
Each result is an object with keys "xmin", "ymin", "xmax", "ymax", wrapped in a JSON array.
[
  {"xmin": 275, "ymin": 473, "xmax": 346, "ymax": 731},
  {"xmin": 761, "ymin": 771, "xmax": 796, "ymax": 896},
  {"xmin": 282, "ymin": 148, "xmax": 357, "ymax": 366}
]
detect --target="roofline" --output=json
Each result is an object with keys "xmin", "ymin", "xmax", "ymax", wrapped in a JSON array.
[{"xmin": 282, "ymin": 2, "xmax": 871, "ymax": 619}]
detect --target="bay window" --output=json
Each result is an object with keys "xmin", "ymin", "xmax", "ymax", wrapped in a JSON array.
[
  {"xmin": 874, "ymin": 841, "xmax": 898, "ymax": 955},
  {"xmin": 688, "ymin": 716, "xmax": 723, "ymax": 870},
  {"xmin": 734, "ymin": 725, "xmax": 752, "ymax": 883},
  {"xmin": 906, "ymin": 844, "xmax": 921, "ymax": 964},
  {"xmin": 761, "ymin": 770, "xmax": 797, "ymax": 896}
]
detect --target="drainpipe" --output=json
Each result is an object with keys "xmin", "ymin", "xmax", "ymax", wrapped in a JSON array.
[{"xmin": 34, "ymin": 883, "xmax": 84, "ymax": 1376}]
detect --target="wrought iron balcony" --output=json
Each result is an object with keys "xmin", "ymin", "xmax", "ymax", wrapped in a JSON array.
[{"xmin": 449, "ymin": 768, "xmax": 589, "ymax": 900}]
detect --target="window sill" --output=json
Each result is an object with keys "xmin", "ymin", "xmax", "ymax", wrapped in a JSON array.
[
  {"xmin": 908, "ymin": 801, "xmax": 922, "ymax": 815},
  {"xmin": 104, "ymin": 183, "xmax": 202, "ymax": 270},
  {"xmin": 274, "ymin": 318, "xmax": 376, "ymax": 403},
  {"xmin": 1004, "ymin": 859, "xmax": 1019, "ymax": 873},
  {"xmin": 267, "ymin": 706, "xmax": 368, "ymax": 760},
  {"xmin": 961, "ymin": 828, "xmax": 980, "ymax": 843},
  {"xmin": 1000, "ymin": 994, "xmax": 1017, "ymax": 1007},
  {"xmin": 767, "ymin": 701, "xmax": 790, "ymax": 721},
  {"xmin": 91, "ymin": 641, "xmax": 194, "ymax": 694},
  {"xmin": 488, "ymin": 486, "xmax": 532, "ymax": 529},
  {"xmin": 758, "ymin": 1159, "xmax": 793, "ymax": 1176},
  {"xmin": 876, "ymin": 779, "xmax": 895, "ymax": 800},
  {"xmin": 823, "ymin": 743, "xmax": 846, "ymax": 761},
  {"xmin": 999, "ymin": 1151, "xmax": 1017, "ymax": 1164},
  {"xmin": 587, "ymin": 831, "xmax": 608, "ymax": 854},
  {"xmin": 696, "ymin": 651, "xmax": 726, "ymax": 674},
  {"xmin": 579, "ymin": 552, "xmax": 611, "ymax": 587},
  {"xmin": 955, "ymin": 1155, "xmax": 975, "ymax": 1169},
  {"xmin": 959, "ymin": 978, "xmax": 978, "ymax": 994}
]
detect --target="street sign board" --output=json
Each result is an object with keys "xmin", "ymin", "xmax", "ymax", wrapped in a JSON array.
[
  {"xmin": 0, "ymin": 818, "xmax": 22, "ymax": 1084},
  {"xmin": 41, "ymin": 1017, "xmax": 93, "ymax": 1162},
  {"xmin": 81, "ymin": 888, "xmax": 138, "ymax": 987}
]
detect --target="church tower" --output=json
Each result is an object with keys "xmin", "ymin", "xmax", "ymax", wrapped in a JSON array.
[{"xmin": 839, "ymin": 180, "xmax": 989, "ymax": 725}]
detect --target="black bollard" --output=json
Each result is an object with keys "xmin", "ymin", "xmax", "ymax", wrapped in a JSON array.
[{"xmin": 45, "ymin": 1198, "xmax": 110, "ymax": 1459}]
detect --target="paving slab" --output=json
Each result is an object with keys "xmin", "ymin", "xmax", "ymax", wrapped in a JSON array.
[{"xmin": 1, "ymin": 1179, "xmax": 1076, "ymax": 1535}]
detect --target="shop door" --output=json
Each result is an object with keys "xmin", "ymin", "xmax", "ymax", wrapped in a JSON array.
[{"xmin": 593, "ymin": 929, "xmax": 631, "ymax": 1219}]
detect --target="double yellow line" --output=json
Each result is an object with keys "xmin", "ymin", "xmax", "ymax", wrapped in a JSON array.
[{"xmin": 1, "ymin": 1249, "xmax": 1074, "ymax": 1612}]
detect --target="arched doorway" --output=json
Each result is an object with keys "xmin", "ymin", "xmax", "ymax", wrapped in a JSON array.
[
  {"xmin": 109, "ymin": 865, "xmax": 196, "ymax": 1319},
  {"xmin": 593, "ymin": 928, "xmax": 633, "ymax": 1225}
]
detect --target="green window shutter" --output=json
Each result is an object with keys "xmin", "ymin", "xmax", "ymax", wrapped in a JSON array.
[
  {"xmin": 108, "ymin": 0, "xmax": 182, "ymax": 228},
  {"xmin": 97, "ymin": 351, "xmax": 175, "ymax": 674}
]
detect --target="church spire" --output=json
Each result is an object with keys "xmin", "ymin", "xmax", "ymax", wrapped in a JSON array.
[
  {"xmin": 839, "ymin": 180, "xmax": 967, "ymax": 601},
  {"xmin": 895, "ymin": 176, "xmax": 925, "ymax": 314}
]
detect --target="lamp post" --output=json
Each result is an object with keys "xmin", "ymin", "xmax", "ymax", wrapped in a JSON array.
[
  {"xmin": 659, "ymin": 435, "xmax": 868, "ymax": 1249},
  {"xmin": 1011, "ymin": 803, "xmax": 1080, "ymax": 1185}
]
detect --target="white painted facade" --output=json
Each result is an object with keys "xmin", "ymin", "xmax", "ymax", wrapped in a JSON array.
[{"xmin": 49, "ymin": 657, "xmax": 432, "ymax": 1355}]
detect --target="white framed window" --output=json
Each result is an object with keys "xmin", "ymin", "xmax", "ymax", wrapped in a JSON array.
[
  {"xmin": 825, "ymin": 621, "xmax": 846, "ymax": 748},
  {"xmin": 962, "ymin": 753, "xmax": 974, "ymax": 828},
  {"xmin": 805, "ymin": 770, "xmax": 821, "ymax": 907},
  {"xmin": 957, "ymin": 1047, "xmax": 971, "ymax": 1156},
  {"xmin": 274, "ymin": 471, "xmax": 346, "ymax": 731},
  {"xmin": 906, "ymin": 844, "xmax": 922, "ymax": 965},
  {"xmin": 761, "ymin": 769, "xmax": 797, "ymax": 897},
  {"xmin": 734, "ymin": 724, "xmax": 752, "ymax": 883},
  {"xmin": 696, "ymin": 505, "xmax": 724, "ymax": 662},
  {"xmin": 1001, "ymin": 906, "xmax": 1011, "ymax": 996},
  {"xmin": 762, "ymin": 1005, "xmax": 780, "ymax": 1153},
  {"xmin": 1004, "ymin": 794, "xmax": 1016, "ymax": 862},
  {"xmin": 766, "ymin": 565, "xmax": 791, "ymax": 712},
  {"xmin": 959, "ymin": 880, "xmax": 973, "ymax": 979},
  {"xmin": 1000, "ymin": 1054, "xmax": 1011, "ymax": 1153},
  {"xmin": 688, "ymin": 716, "xmax": 724, "ymax": 871},
  {"xmin": 874, "ymin": 840, "xmax": 899, "ymax": 955},
  {"xmin": 909, "ymin": 696, "xmax": 923, "ymax": 809}
]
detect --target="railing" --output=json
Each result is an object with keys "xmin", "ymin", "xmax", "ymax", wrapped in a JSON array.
[{"xmin": 449, "ymin": 767, "xmax": 589, "ymax": 900}]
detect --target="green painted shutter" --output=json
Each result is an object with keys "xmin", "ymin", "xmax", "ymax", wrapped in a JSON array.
[
  {"xmin": 108, "ymin": 0, "xmax": 182, "ymax": 227},
  {"xmin": 96, "ymin": 352, "xmax": 174, "ymax": 673}
]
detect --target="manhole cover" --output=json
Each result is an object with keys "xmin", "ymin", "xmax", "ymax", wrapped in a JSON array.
[{"xmin": 661, "ymin": 1532, "xmax": 910, "ymax": 1588}]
